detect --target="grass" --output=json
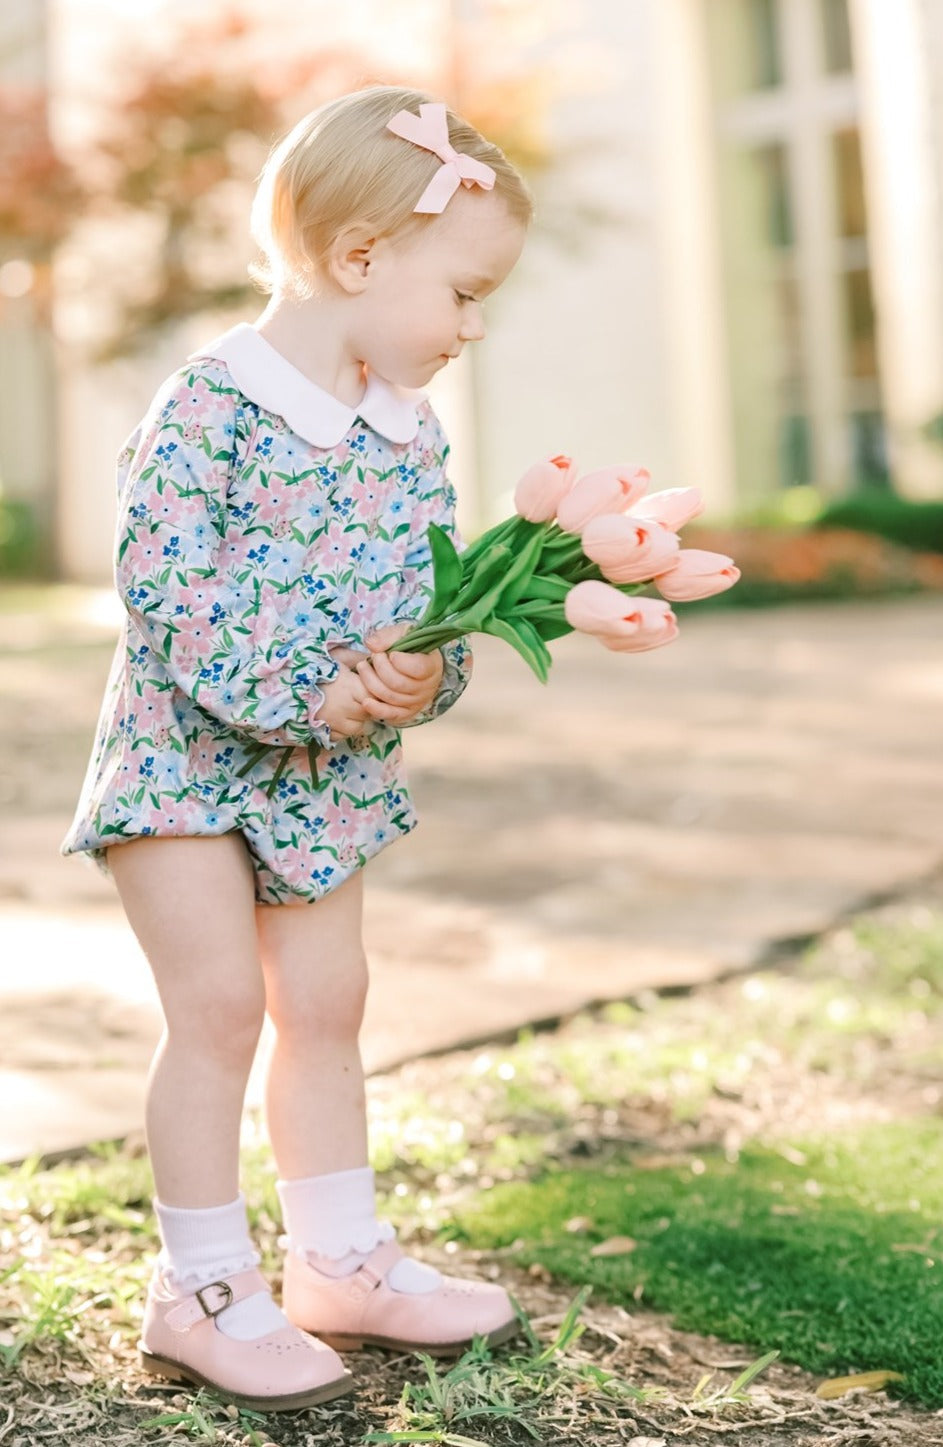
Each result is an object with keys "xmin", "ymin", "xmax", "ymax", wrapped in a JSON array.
[
  {"xmin": 3, "ymin": 886, "xmax": 943, "ymax": 1442},
  {"xmin": 451, "ymin": 1122, "xmax": 943, "ymax": 1406}
]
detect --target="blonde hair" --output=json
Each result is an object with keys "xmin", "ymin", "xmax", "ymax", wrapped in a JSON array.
[{"xmin": 250, "ymin": 84, "xmax": 534, "ymax": 299}]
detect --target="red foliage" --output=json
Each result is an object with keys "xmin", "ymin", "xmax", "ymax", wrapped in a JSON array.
[{"xmin": 0, "ymin": 88, "xmax": 86, "ymax": 254}]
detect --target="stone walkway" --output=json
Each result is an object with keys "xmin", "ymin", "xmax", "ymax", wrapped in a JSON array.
[{"xmin": 2, "ymin": 585, "xmax": 942, "ymax": 1162}]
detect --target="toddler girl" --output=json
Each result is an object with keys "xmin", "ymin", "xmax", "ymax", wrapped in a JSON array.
[{"xmin": 61, "ymin": 84, "xmax": 531, "ymax": 1411}]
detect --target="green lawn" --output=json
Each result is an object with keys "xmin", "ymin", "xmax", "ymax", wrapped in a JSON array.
[{"xmin": 453, "ymin": 1121, "xmax": 943, "ymax": 1406}]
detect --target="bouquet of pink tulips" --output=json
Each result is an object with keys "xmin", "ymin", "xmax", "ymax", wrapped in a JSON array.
[
  {"xmin": 392, "ymin": 455, "xmax": 740, "ymax": 678},
  {"xmin": 242, "ymin": 457, "xmax": 739, "ymax": 794}
]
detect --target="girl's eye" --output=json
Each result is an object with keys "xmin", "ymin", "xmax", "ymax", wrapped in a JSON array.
[{"xmin": 454, "ymin": 291, "xmax": 477, "ymax": 305}]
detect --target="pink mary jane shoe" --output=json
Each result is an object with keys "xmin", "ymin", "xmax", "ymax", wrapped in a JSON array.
[
  {"xmin": 282, "ymin": 1240, "xmax": 519, "ymax": 1357},
  {"xmin": 139, "ymin": 1267, "xmax": 353, "ymax": 1411}
]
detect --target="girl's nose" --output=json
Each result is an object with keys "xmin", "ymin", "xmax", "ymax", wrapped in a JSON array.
[{"xmin": 458, "ymin": 304, "xmax": 486, "ymax": 343}]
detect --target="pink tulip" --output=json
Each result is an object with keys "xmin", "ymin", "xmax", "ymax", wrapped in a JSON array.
[
  {"xmin": 654, "ymin": 549, "xmax": 741, "ymax": 602},
  {"xmin": 581, "ymin": 515, "xmax": 680, "ymax": 584},
  {"xmin": 555, "ymin": 465, "xmax": 650, "ymax": 534},
  {"xmin": 628, "ymin": 486, "xmax": 704, "ymax": 532},
  {"xmin": 513, "ymin": 454, "xmax": 578, "ymax": 522},
  {"xmin": 564, "ymin": 580, "xmax": 679, "ymax": 652}
]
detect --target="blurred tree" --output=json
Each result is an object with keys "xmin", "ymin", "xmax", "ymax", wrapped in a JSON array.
[{"xmin": 0, "ymin": 85, "xmax": 86, "ymax": 324}]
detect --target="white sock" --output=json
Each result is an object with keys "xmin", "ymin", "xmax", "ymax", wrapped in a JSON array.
[
  {"xmin": 154, "ymin": 1194, "xmax": 289, "ymax": 1341},
  {"xmin": 276, "ymin": 1165, "xmax": 443, "ymax": 1295}
]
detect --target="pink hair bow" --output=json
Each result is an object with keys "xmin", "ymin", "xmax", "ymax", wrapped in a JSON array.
[{"xmin": 386, "ymin": 102, "xmax": 496, "ymax": 214}]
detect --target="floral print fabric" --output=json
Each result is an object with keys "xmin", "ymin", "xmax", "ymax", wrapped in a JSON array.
[{"xmin": 60, "ymin": 353, "xmax": 472, "ymax": 904}]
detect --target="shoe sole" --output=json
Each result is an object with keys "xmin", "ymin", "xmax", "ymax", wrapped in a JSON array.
[
  {"xmin": 315, "ymin": 1315, "xmax": 521, "ymax": 1357},
  {"xmin": 139, "ymin": 1349, "xmax": 355, "ymax": 1411}
]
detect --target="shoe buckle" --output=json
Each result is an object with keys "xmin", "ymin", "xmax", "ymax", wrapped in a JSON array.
[
  {"xmin": 195, "ymin": 1280, "xmax": 234, "ymax": 1318},
  {"xmin": 348, "ymin": 1264, "xmax": 382, "ymax": 1301}
]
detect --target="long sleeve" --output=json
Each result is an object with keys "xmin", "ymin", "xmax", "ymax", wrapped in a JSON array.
[
  {"xmin": 113, "ymin": 364, "xmax": 340, "ymax": 749},
  {"xmin": 391, "ymin": 407, "xmax": 473, "ymax": 728}
]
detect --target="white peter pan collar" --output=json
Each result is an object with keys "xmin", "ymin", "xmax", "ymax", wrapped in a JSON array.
[{"xmin": 188, "ymin": 323, "xmax": 424, "ymax": 447}]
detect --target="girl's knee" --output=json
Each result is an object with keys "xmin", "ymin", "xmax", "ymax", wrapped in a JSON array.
[
  {"xmin": 164, "ymin": 981, "xmax": 266, "ymax": 1068},
  {"xmin": 268, "ymin": 951, "xmax": 369, "ymax": 1044}
]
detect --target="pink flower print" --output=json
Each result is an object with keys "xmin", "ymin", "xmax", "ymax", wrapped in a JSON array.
[
  {"xmin": 125, "ymin": 535, "xmax": 161, "ymax": 577},
  {"xmin": 349, "ymin": 592, "xmax": 372, "ymax": 628},
  {"xmin": 177, "ymin": 584, "xmax": 212, "ymax": 612},
  {"xmin": 173, "ymin": 377, "xmax": 214, "ymax": 423},
  {"xmin": 280, "ymin": 835, "xmax": 323, "ymax": 886},
  {"xmin": 271, "ymin": 517, "xmax": 293, "ymax": 539},
  {"xmin": 256, "ymin": 490, "xmax": 287, "ymax": 525},
  {"xmin": 136, "ymin": 681, "xmax": 164, "ymax": 726},
  {"xmin": 336, "ymin": 841, "xmax": 362, "ymax": 870},
  {"xmin": 332, "ymin": 442, "xmax": 351, "ymax": 468},
  {"xmin": 173, "ymin": 495, "xmax": 203, "ymax": 522},
  {"xmin": 188, "ymin": 740, "xmax": 217, "ymax": 781},
  {"xmin": 419, "ymin": 447, "xmax": 437, "ymax": 469},
  {"xmin": 323, "ymin": 518, "xmax": 351, "ymax": 567},
  {"xmin": 181, "ymin": 420, "xmax": 203, "ymax": 444},
  {"xmin": 347, "ymin": 473, "xmax": 379, "ymax": 509},
  {"xmin": 140, "ymin": 804, "xmax": 166, "ymax": 833},
  {"xmin": 151, "ymin": 724, "xmax": 171, "ymax": 749},
  {"xmin": 174, "ymin": 615, "xmax": 213, "ymax": 647},
  {"xmin": 371, "ymin": 578, "xmax": 400, "ymax": 618}
]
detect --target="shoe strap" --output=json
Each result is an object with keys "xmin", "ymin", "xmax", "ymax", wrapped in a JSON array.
[
  {"xmin": 163, "ymin": 1267, "xmax": 271, "ymax": 1333},
  {"xmin": 345, "ymin": 1239, "xmax": 404, "ymax": 1301}
]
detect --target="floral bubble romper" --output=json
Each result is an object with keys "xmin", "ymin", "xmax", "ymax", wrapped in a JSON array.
[{"xmin": 60, "ymin": 324, "xmax": 472, "ymax": 905}]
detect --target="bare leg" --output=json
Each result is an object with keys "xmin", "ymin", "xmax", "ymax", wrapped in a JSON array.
[
  {"xmin": 255, "ymin": 871, "xmax": 368, "ymax": 1179},
  {"xmin": 106, "ymin": 834, "xmax": 266, "ymax": 1207}
]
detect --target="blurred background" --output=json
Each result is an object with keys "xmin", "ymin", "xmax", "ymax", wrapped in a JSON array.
[
  {"xmin": 3, "ymin": 0, "xmax": 943, "ymax": 1162},
  {"xmin": 3, "ymin": 0, "xmax": 943, "ymax": 591}
]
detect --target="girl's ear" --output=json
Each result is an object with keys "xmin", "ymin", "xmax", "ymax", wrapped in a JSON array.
[{"xmin": 327, "ymin": 225, "xmax": 380, "ymax": 296}]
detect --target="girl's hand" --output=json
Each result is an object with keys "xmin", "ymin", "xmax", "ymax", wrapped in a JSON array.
[
  {"xmin": 357, "ymin": 624, "xmax": 445, "ymax": 724},
  {"xmin": 317, "ymin": 663, "xmax": 373, "ymax": 741}
]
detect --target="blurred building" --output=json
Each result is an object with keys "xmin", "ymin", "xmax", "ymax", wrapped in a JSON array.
[{"xmin": 2, "ymin": 0, "xmax": 943, "ymax": 582}]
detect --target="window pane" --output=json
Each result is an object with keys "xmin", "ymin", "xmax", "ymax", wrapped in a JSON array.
[
  {"xmin": 752, "ymin": 144, "xmax": 794, "ymax": 247},
  {"xmin": 778, "ymin": 414, "xmax": 813, "ymax": 487},
  {"xmin": 822, "ymin": 0, "xmax": 853, "ymax": 73},
  {"xmin": 773, "ymin": 274, "xmax": 804, "ymax": 384},
  {"xmin": 747, "ymin": 0, "xmax": 782, "ymax": 88},
  {"xmin": 834, "ymin": 128, "xmax": 867, "ymax": 238},
  {"xmin": 850, "ymin": 411, "xmax": 891, "ymax": 489},
  {"xmin": 843, "ymin": 268, "xmax": 877, "ymax": 377}
]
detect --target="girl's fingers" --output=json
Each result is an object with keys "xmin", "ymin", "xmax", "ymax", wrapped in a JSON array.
[
  {"xmin": 362, "ymin": 696, "xmax": 411, "ymax": 723},
  {"xmin": 357, "ymin": 656, "xmax": 422, "ymax": 705},
  {"xmin": 378, "ymin": 649, "xmax": 432, "ymax": 680}
]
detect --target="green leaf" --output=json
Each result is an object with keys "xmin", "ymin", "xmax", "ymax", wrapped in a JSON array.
[
  {"xmin": 463, "ymin": 542, "xmax": 513, "ymax": 599},
  {"xmin": 485, "ymin": 615, "xmax": 552, "ymax": 683},
  {"xmin": 461, "ymin": 523, "xmax": 545, "ymax": 628},
  {"xmin": 496, "ymin": 523, "xmax": 547, "ymax": 612},
  {"xmin": 426, "ymin": 522, "xmax": 464, "ymax": 623},
  {"xmin": 517, "ymin": 574, "xmax": 570, "ymax": 603}
]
